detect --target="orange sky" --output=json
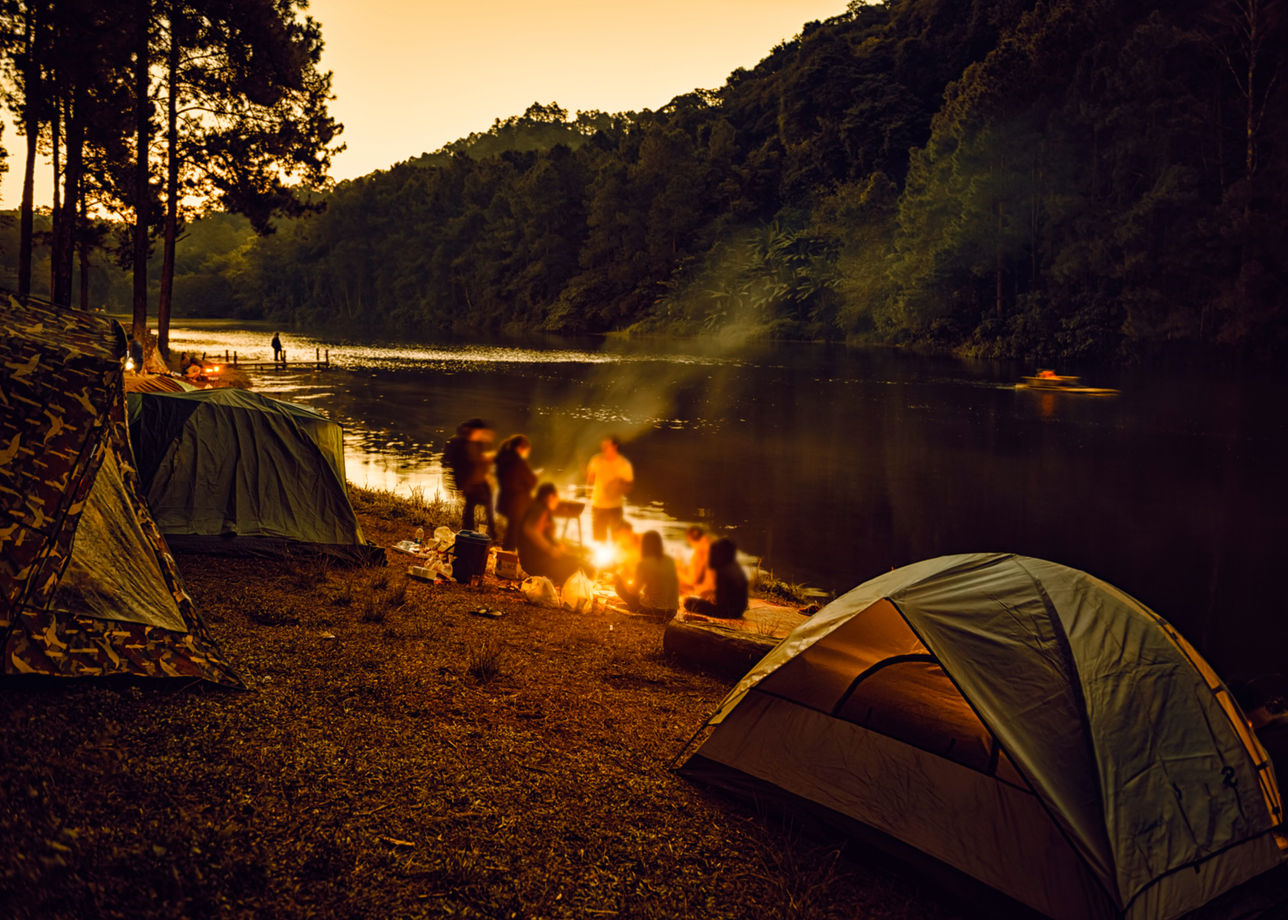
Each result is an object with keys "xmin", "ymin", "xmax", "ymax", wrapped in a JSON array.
[
  {"xmin": 308, "ymin": 0, "xmax": 846, "ymax": 179},
  {"xmin": 0, "ymin": 0, "xmax": 846, "ymax": 205}
]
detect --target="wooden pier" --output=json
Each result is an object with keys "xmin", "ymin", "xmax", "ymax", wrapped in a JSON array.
[{"xmin": 206, "ymin": 347, "xmax": 331, "ymax": 371}]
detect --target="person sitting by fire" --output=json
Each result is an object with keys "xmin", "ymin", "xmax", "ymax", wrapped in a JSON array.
[
  {"xmin": 495, "ymin": 433, "xmax": 538, "ymax": 551},
  {"xmin": 616, "ymin": 530, "xmax": 680, "ymax": 617},
  {"xmin": 682, "ymin": 536, "xmax": 748, "ymax": 619},
  {"xmin": 607, "ymin": 521, "xmax": 642, "ymax": 605},
  {"xmin": 678, "ymin": 525, "xmax": 714, "ymax": 599},
  {"xmin": 518, "ymin": 482, "xmax": 583, "ymax": 587}
]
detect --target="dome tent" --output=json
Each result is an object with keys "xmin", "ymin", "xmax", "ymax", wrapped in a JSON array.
[
  {"xmin": 0, "ymin": 294, "xmax": 240, "ymax": 685},
  {"xmin": 127, "ymin": 387, "xmax": 382, "ymax": 564},
  {"xmin": 680, "ymin": 553, "xmax": 1283, "ymax": 920}
]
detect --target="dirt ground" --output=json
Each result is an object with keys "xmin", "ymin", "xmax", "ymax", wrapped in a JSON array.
[
  {"xmin": 0, "ymin": 493, "xmax": 993, "ymax": 920},
  {"xmin": 2, "ymin": 493, "xmax": 1255, "ymax": 920}
]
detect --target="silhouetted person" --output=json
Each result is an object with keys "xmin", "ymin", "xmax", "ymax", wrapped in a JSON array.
[
  {"xmin": 271, "ymin": 332, "xmax": 284, "ymax": 363},
  {"xmin": 617, "ymin": 529, "xmax": 679, "ymax": 616},
  {"xmin": 446, "ymin": 418, "xmax": 496, "ymax": 537},
  {"xmin": 128, "ymin": 332, "xmax": 144, "ymax": 371},
  {"xmin": 683, "ymin": 537, "xmax": 748, "ymax": 619},
  {"xmin": 587, "ymin": 435, "xmax": 633, "ymax": 542},
  {"xmin": 518, "ymin": 483, "xmax": 581, "ymax": 586},
  {"xmin": 496, "ymin": 434, "xmax": 538, "ymax": 551}
]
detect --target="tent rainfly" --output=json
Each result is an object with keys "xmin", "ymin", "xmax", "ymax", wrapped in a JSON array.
[
  {"xmin": 127, "ymin": 387, "xmax": 382, "ymax": 563},
  {"xmin": 0, "ymin": 295, "xmax": 240, "ymax": 685},
  {"xmin": 680, "ymin": 553, "xmax": 1284, "ymax": 920}
]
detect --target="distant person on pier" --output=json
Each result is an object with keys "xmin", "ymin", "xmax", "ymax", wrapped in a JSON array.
[
  {"xmin": 271, "ymin": 332, "xmax": 284, "ymax": 363},
  {"xmin": 682, "ymin": 537, "xmax": 748, "ymax": 619},
  {"xmin": 586, "ymin": 435, "xmax": 634, "ymax": 542},
  {"xmin": 518, "ymin": 483, "xmax": 582, "ymax": 586},
  {"xmin": 495, "ymin": 433, "xmax": 538, "ymax": 551},
  {"xmin": 445, "ymin": 418, "xmax": 496, "ymax": 539}
]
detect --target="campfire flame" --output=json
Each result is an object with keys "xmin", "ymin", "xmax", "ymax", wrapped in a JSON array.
[{"xmin": 592, "ymin": 542, "xmax": 617, "ymax": 569}]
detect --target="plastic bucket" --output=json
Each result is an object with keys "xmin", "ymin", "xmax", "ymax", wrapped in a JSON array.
[{"xmin": 451, "ymin": 530, "xmax": 491, "ymax": 583}]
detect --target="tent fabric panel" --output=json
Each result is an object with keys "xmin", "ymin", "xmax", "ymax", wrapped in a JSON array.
[
  {"xmin": 1138, "ymin": 607, "xmax": 1283, "ymax": 829},
  {"xmin": 694, "ymin": 691, "xmax": 1113, "ymax": 920},
  {"xmin": 1024, "ymin": 557, "xmax": 1285, "ymax": 908},
  {"xmin": 889, "ymin": 554, "xmax": 1117, "ymax": 891},
  {"xmin": 708, "ymin": 558, "xmax": 968, "ymax": 726},
  {"xmin": 835, "ymin": 660, "xmax": 995, "ymax": 773},
  {"xmin": 50, "ymin": 448, "xmax": 187, "ymax": 631},
  {"xmin": 1121, "ymin": 834, "xmax": 1284, "ymax": 920},
  {"xmin": 127, "ymin": 391, "xmax": 203, "ymax": 489},
  {"xmin": 145, "ymin": 395, "xmax": 361, "ymax": 545},
  {"xmin": 757, "ymin": 598, "xmax": 925, "ymax": 713},
  {"xmin": 5, "ymin": 604, "xmax": 242, "ymax": 683}
]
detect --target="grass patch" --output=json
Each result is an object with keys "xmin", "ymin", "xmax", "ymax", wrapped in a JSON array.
[{"xmin": 466, "ymin": 637, "xmax": 505, "ymax": 684}]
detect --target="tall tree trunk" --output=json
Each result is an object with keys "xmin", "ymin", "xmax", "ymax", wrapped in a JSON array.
[
  {"xmin": 17, "ymin": 6, "xmax": 41, "ymax": 298},
  {"xmin": 19, "ymin": 120, "xmax": 39, "ymax": 299},
  {"xmin": 132, "ymin": 0, "xmax": 151, "ymax": 340},
  {"xmin": 77, "ymin": 198, "xmax": 90, "ymax": 310},
  {"xmin": 158, "ymin": 0, "xmax": 180, "ymax": 357},
  {"xmin": 50, "ymin": 101, "xmax": 61, "ymax": 300},
  {"xmin": 52, "ymin": 94, "xmax": 83, "ymax": 308}
]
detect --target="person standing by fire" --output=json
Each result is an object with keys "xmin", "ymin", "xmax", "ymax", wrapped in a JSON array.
[
  {"xmin": 446, "ymin": 418, "xmax": 497, "ymax": 539},
  {"xmin": 495, "ymin": 433, "xmax": 537, "ymax": 551},
  {"xmin": 586, "ymin": 435, "xmax": 633, "ymax": 542}
]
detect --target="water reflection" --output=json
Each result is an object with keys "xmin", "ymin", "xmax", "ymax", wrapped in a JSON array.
[{"xmin": 162, "ymin": 319, "xmax": 1288, "ymax": 678}]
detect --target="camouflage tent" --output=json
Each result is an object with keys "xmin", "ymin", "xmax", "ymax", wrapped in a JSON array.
[{"xmin": 0, "ymin": 295, "xmax": 241, "ymax": 685}]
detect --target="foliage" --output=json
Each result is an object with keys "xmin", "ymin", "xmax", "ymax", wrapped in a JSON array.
[{"xmin": 6, "ymin": 0, "xmax": 1287, "ymax": 362}]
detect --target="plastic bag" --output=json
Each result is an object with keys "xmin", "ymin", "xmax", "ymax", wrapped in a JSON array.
[
  {"xmin": 562, "ymin": 570, "xmax": 595, "ymax": 614},
  {"xmin": 521, "ymin": 575, "xmax": 559, "ymax": 608},
  {"xmin": 433, "ymin": 526, "xmax": 455, "ymax": 551}
]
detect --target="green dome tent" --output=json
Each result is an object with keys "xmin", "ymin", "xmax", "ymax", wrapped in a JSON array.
[
  {"xmin": 680, "ymin": 553, "xmax": 1284, "ymax": 920},
  {"xmin": 0, "ymin": 295, "xmax": 240, "ymax": 685},
  {"xmin": 127, "ymin": 388, "xmax": 381, "ymax": 564}
]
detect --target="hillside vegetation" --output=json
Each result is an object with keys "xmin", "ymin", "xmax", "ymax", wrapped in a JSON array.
[{"xmin": 10, "ymin": 0, "xmax": 1286, "ymax": 363}]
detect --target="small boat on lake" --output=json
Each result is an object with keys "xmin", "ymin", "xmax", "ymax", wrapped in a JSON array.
[{"xmin": 1016, "ymin": 370, "xmax": 1119, "ymax": 396}]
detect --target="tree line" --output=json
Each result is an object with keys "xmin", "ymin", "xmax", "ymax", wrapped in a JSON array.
[
  {"xmin": 6, "ymin": 0, "xmax": 1286, "ymax": 363},
  {"xmin": 0, "ymin": 0, "xmax": 340, "ymax": 353}
]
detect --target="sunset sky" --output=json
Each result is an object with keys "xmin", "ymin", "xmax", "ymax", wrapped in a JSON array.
[
  {"xmin": 306, "ymin": 0, "xmax": 846, "ymax": 179},
  {"xmin": 0, "ymin": 0, "xmax": 846, "ymax": 205}
]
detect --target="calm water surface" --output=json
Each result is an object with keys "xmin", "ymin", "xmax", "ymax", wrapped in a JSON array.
[{"xmin": 167, "ymin": 320, "xmax": 1288, "ymax": 678}]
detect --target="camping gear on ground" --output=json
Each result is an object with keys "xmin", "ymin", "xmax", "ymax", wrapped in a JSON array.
[
  {"xmin": 127, "ymin": 388, "xmax": 382, "ymax": 564},
  {"xmin": 450, "ymin": 530, "xmax": 490, "ymax": 583},
  {"xmin": 553, "ymin": 499, "xmax": 584, "ymax": 543},
  {"xmin": 562, "ymin": 570, "xmax": 595, "ymax": 613},
  {"xmin": 494, "ymin": 550, "xmax": 521, "ymax": 580},
  {"xmin": 679, "ymin": 553, "xmax": 1284, "ymax": 920},
  {"xmin": 0, "ymin": 294, "xmax": 241, "ymax": 685},
  {"xmin": 521, "ymin": 576, "xmax": 559, "ymax": 608}
]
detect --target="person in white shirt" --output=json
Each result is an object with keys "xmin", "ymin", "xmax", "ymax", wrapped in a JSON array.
[{"xmin": 586, "ymin": 435, "xmax": 634, "ymax": 542}]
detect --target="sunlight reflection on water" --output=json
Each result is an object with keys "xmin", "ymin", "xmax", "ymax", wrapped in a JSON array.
[
  {"xmin": 154, "ymin": 318, "xmax": 1288, "ymax": 675},
  {"xmin": 163, "ymin": 321, "xmax": 738, "ymax": 371}
]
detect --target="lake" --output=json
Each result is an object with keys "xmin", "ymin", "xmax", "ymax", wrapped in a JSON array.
[{"xmin": 166, "ymin": 319, "xmax": 1288, "ymax": 679}]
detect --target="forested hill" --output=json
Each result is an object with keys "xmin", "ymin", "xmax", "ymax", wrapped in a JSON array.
[{"xmin": 132, "ymin": 0, "xmax": 1288, "ymax": 360}]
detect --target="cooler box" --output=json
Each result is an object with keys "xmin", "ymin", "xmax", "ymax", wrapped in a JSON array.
[{"xmin": 451, "ymin": 530, "xmax": 491, "ymax": 583}]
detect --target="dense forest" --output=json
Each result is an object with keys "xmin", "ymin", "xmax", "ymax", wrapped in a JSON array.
[{"xmin": 6, "ymin": 0, "xmax": 1286, "ymax": 362}]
